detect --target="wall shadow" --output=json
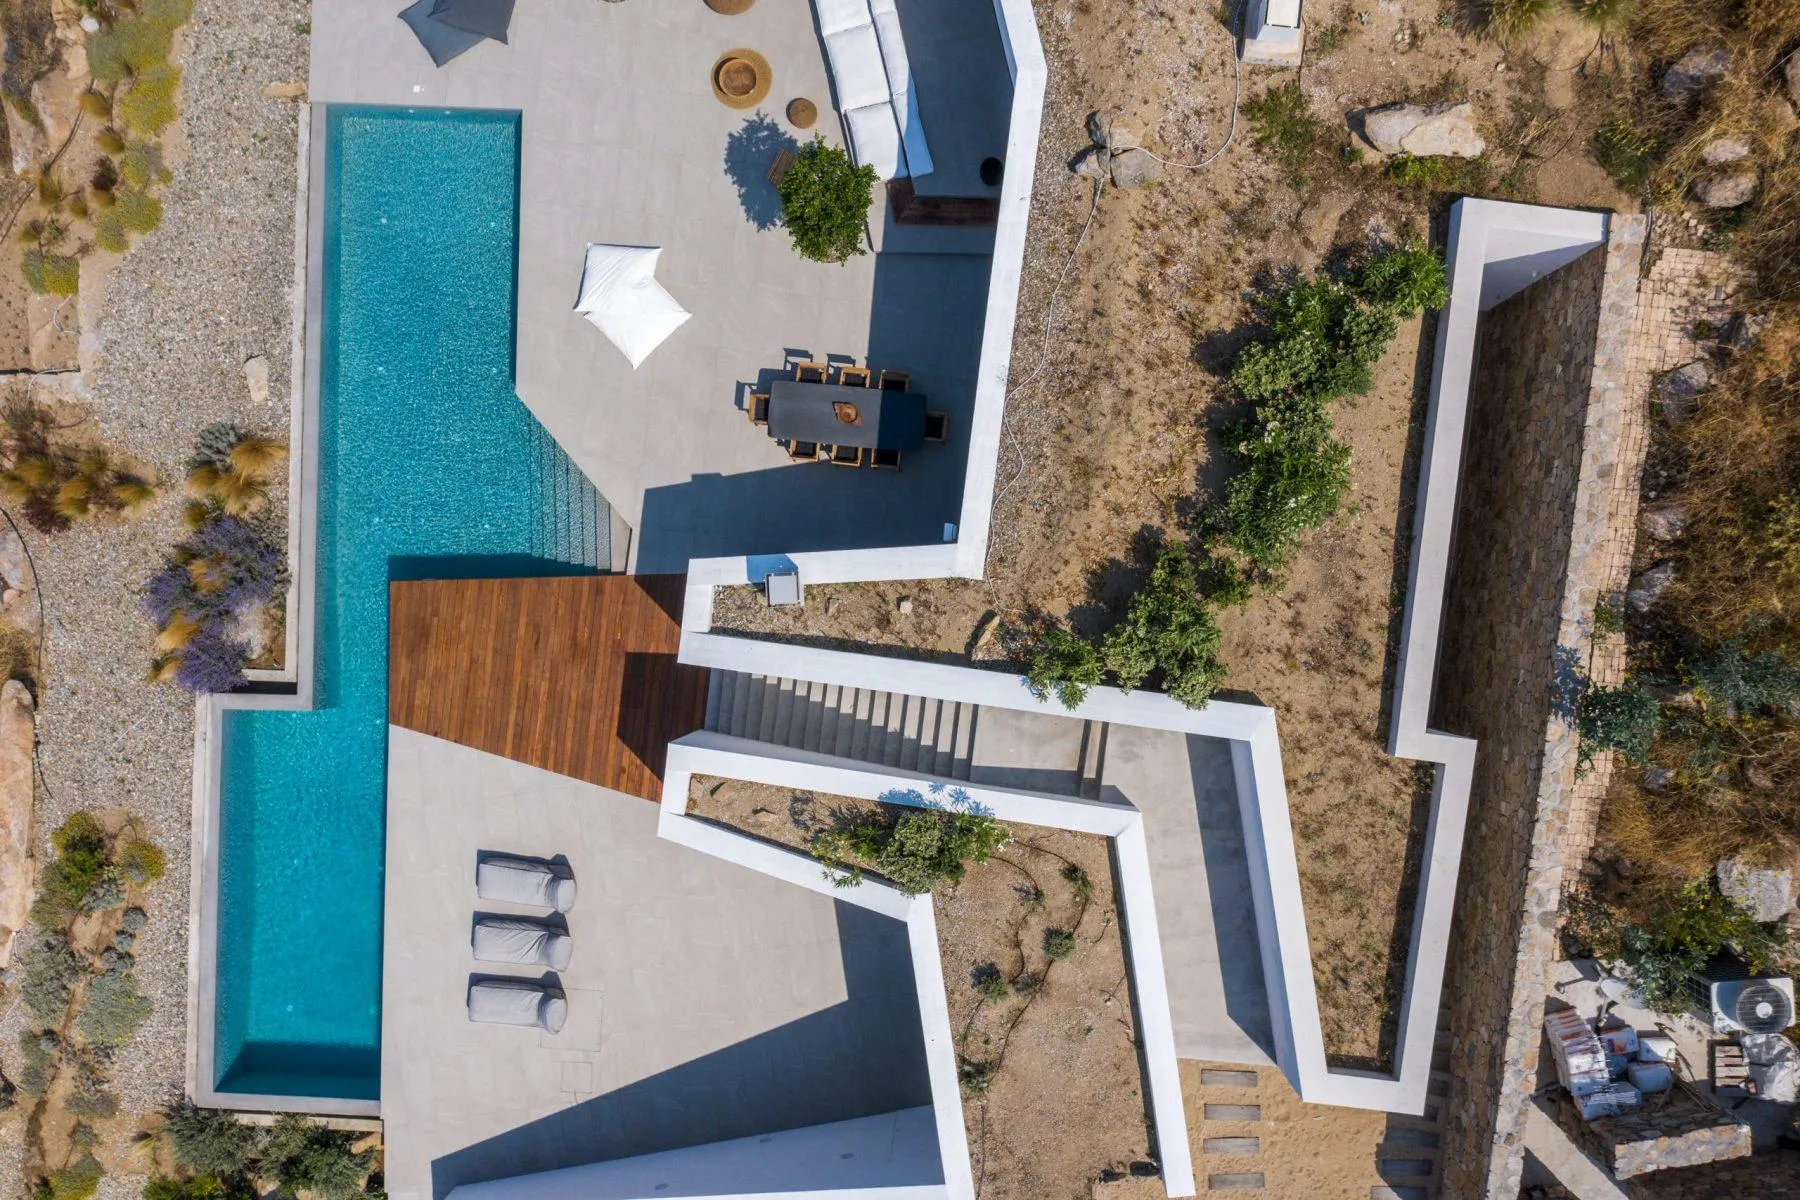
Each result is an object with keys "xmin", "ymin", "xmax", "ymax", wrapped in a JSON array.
[
  {"xmin": 427, "ymin": 901, "xmax": 931, "ymax": 1198},
  {"xmin": 616, "ymin": 650, "xmax": 709, "ymax": 779}
]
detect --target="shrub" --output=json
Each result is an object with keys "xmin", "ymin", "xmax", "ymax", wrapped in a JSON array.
[
  {"xmin": 1486, "ymin": 0, "xmax": 1554, "ymax": 37},
  {"xmin": 958, "ymin": 1058, "xmax": 997, "ymax": 1095},
  {"xmin": 1024, "ymin": 622, "xmax": 1103, "ymax": 709},
  {"xmin": 19, "ymin": 931, "xmax": 79, "ymax": 1019},
  {"xmin": 81, "ymin": 867, "xmax": 127, "ymax": 912},
  {"xmin": 1578, "ymin": 679, "xmax": 1662, "ymax": 769},
  {"xmin": 164, "ymin": 1104, "xmax": 259, "ymax": 1176},
  {"xmin": 1569, "ymin": 0, "xmax": 1633, "ymax": 30},
  {"xmin": 143, "ymin": 514, "xmax": 287, "ymax": 693},
  {"xmin": 1571, "ymin": 881, "xmax": 1787, "ymax": 1011},
  {"xmin": 264, "ymin": 1122, "xmax": 375, "ymax": 1200},
  {"xmin": 777, "ymin": 136, "xmax": 877, "ymax": 264},
  {"xmin": 121, "ymin": 905, "xmax": 148, "ymax": 932},
  {"xmin": 119, "ymin": 141, "xmax": 164, "ymax": 190},
  {"xmin": 64, "ymin": 1054, "xmax": 118, "ymax": 1119},
  {"xmin": 16, "ymin": 1029, "xmax": 55, "ymax": 1094},
  {"xmin": 1043, "ymin": 928, "xmax": 1077, "ymax": 961},
  {"xmin": 973, "ymin": 964, "xmax": 1011, "ymax": 1002},
  {"xmin": 1385, "ymin": 152, "xmax": 1487, "ymax": 193},
  {"xmin": 144, "ymin": 1175, "xmax": 250, "ymax": 1200},
  {"xmin": 117, "ymin": 839, "xmax": 165, "ymax": 885},
  {"xmin": 814, "ymin": 806, "xmax": 1009, "ymax": 895},
  {"xmin": 1218, "ymin": 421, "xmax": 1353, "ymax": 571},
  {"xmin": 1353, "ymin": 241, "xmax": 1449, "ymax": 313},
  {"xmin": 21, "ymin": 250, "xmax": 79, "ymax": 296},
  {"xmin": 1243, "ymin": 81, "xmax": 1321, "ymax": 180},
  {"xmin": 115, "ymin": 189, "xmax": 163, "ymax": 235},
  {"xmin": 1100, "ymin": 543, "xmax": 1229, "ymax": 708},
  {"xmin": 188, "ymin": 423, "xmax": 246, "ymax": 472},
  {"xmin": 1681, "ymin": 637, "xmax": 1800, "ymax": 717},
  {"xmin": 39, "ymin": 1154, "xmax": 103, "ymax": 1200},
  {"xmin": 76, "ymin": 971, "xmax": 151, "ymax": 1047},
  {"xmin": 1593, "ymin": 115, "xmax": 1660, "ymax": 192}
]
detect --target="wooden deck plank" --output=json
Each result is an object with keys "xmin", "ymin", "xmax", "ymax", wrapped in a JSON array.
[{"xmin": 388, "ymin": 574, "xmax": 704, "ymax": 801}]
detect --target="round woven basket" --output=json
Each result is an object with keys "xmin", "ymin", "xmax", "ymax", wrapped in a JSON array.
[
  {"xmin": 786, "ymin": 97, "xmax": 818, "ymax": 129},
  {"xmin": 704, "ymin": 0, "xmax": 757, "ymax": 13},
  {"xmin": 711, "ymin": 49, "xmax": 772, "ymax": 109}
]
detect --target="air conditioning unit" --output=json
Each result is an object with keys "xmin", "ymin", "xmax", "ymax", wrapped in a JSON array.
[{"xmin": 1690, "ymin": 951, "xmax": 1796, "ymax": 1035}]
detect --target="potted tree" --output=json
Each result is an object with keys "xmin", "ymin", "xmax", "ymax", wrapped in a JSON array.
[{"xmin": 777, "ymin": 136, "xmax": 878, "ymax": 265}]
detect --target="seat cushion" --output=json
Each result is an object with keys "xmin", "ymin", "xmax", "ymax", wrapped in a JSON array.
[
  {"xmin": 822, "ymin": 23, "xmax": 893, "ymax": 114},
  {"xmin": 867, "ymin": 5, "xmax": 932, "ymax": 177},
  {"xmin": 398, "ymin": 0, "xmax": 485, "ymax": 67},
  {"xmin": 844, "ymin": 103, "xmax": 904, "ymax": 181},
  {"xmin": 812, "ymin": 0, "xmax": 872, "ymax": 36}
]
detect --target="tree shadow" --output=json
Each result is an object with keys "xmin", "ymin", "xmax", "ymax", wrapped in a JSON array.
[{"xmin": 723, "ymin": 111, "xmax": 797, "ymax": 232}]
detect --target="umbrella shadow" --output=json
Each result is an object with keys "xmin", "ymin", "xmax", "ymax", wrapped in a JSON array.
[{"xmin": 723, "ymin": 111, "xmax": 797, "ymax": 232}]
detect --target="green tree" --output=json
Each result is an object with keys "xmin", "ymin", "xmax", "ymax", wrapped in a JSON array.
[
  {"xmin": 814, "ymin": 802, "xmax": 1009, "ymax": 895},
  {"xmin": 1578, "ymin": 679, "xmax": 1661, "ymax": 769},
  {"xmin": 162, "ymin": 1104, "xmax": 258, "ymax": 1177},
  {"xmin": 777, "ymin": 136, "xmax": 878, "ymax": 264},
  {"xmin": 1101, "ymin": 544, "xmax": 1229, "ymax": 708},
  {"xmin": 1024, "ymin": 622, "xmax": 1103, "ymax": 710}
]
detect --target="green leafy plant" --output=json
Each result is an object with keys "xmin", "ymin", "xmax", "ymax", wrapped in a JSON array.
[
  {"xmin": 144, "ymin": 1174, "xmax": 254, "ymax": 1200},
  {"xmin": 973, "ymin": 964, "xmax": 1011, "ymax": 1002},
  {"xmin": 1243, "ymin": 81, "xmax": 1321, "ymax": 180},
  {"xmin": 776, "ymin": 136, "xmax": 877, "ymax": 265},
  {"xmin": 118, "ymin": 66, "xmax": 180, "ymax": 135},
  {"xmin": 1385, "ymin": 152, "xmax": 1486, "ymax": 193},
  {"xmin": 116, "ymin": 190, "xmax": 163, "ymax": 235},
  {"xmin": 1024, "ymin": 621, "xmax": 1103, "ymax": 708},
  {"xmin": 163, "ymin": 1104, "xmax": 260, "ymax": 1177},
  {"xmin": 21, "ymin": 250, "xmax": 79, "ymax": 296},
  {"xmin": 120, "ymin": 141, "xmax": 165, "ymax": 190},
  {"xmin": 16, "ymin": 1030, "xmax": 56, "ymax": 1094},
  {"xmin": 36, "ymin": 1154, "xmax": 103, "ymax": 1200},
  {"xmin": 262, "ymin": 1120, "xmax": 375, "ymax": 1200},
  {"xmin": 1578, "ymin": 679, "xmax": 1662, "ymax": 769},
  {"xmin": 1309, "ymin": 22, "xmax": 1347, "ymax": 55},
  {"xmin": 1593, "ymin": 591, "xmax": 1626, "ymax": 636},
  {"xmin": 1593, "ymin": 115, "xmax": 1659, "ymax": 192},
  {"xmin": 1681, "ymin": 637, "xmax": 1800, "ymax": 717},
  {"xmin": 76, "ymin": 972, "xmax": 152, "ymax": 1047},
  {"xmin": 64, "ymin": 1053, "xmax": 118, "ymax": 1119},
  {"xmin": 813, "ymin": 800, "xmax": 1009, "ymax": 895},
  {"xmin": 117, "ymin": 838, "xmax": 165, "ymax": 885},
  {"xmin": 1043, "ymin": 928, "xmax": 1077, "ymax": 961},
  {"xmin": 1100, "ymin": 543, "xmax": 1229, "ymax": 707},
  {"xmin": 958, "ymin": 1057, "xmax": 997, "ymax": 1095},
  {"xmin": 1570, "ymin": 881, "xmax": 1788, "ymax": 1011}
]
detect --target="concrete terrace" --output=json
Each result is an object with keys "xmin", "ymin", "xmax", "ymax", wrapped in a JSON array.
[
  {"xmin": 382, "ymin": 728, "xmax": 932, "ymax": 1200},
  {"xmin": 307, "ymin": 0, "xmax": 1014, "ymax": 573}
]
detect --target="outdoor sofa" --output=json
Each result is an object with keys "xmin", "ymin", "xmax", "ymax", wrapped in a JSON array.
[{"xmin": 812, "ymin": 0, "xmax": 934, "ymax": 180}]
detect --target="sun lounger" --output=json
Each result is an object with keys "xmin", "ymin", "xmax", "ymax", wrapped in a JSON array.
[
  {"xmin": 472, "ymin": 917, "xmax": 574, "ymax": 971},
  {"xmin": 475, "ymin": 856, "xmax": 577, "ymax": 912},
  {"xmin": 467, "ymin": 979, "xmax": 567, "ymax": 1033}
]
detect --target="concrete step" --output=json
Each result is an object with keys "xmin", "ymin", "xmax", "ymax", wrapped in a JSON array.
[
  {"xmin": 798, "ymin": 680, "xmax": 828, "ymax": 752},
  {"xmin": 1381, "ymin": 1128, "xmax": 1441, "ymax": 1151},
  {"xmin": 1377, "ymin": 1159, "xmax": 1436, "ymax": 1182},
  {"xmin": 1202, "ymin": 1104, "xmax": 1261, "ymax": 1121},
  {"xmin": 952, "ymin": 703, "xmax": 978, "ymax": 779},
  {"xmin": 742, "ymin": 674, "xmax": 768, "ymax": 741},
  {"xmin": 1370, "ymin": 1189, "xmax": 1428, "ymax": 1200},
  {"xmin": 703, "ymin": 669, "xmax": 725, "ymax": 731},
  {"xmin": 881, "ymin": 691, "xmax": 907, "ymax": 768},
  {"xmin": 1427, "ymin": 1070, "xmax": 1452, "ymax": 1099},
  {"xmin": 1077, "ymin": 719, "xmax": 1107, "ymax": 799},
  {"xmin": 1201, "ymin": 1137, "xmax": 1260, "ymax": 1155},
  {"xmin": 815, "ymin": 683, "xmax": 841, "ymax": 755}
]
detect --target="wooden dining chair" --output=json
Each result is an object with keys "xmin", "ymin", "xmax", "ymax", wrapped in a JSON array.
[
  {"xmin": 923, "ymin": 410, "xmax": 949, "ymax": 443},
  {"xmin": 746, "ymin": 392, "xmax": 769, "ymax": 426},
  {"xmin": 794, "ymin": 361, "xmax": 828, "ymax": 383},
  {"xmin": 870, "ymin": 447, "xmax": 901, "ymax": 471},
  {"xmin": 878, "ymin": 369, "xmax": 910, "ymax": 392},
  {"xmin": 787, "ymin": 440, "xmax": 821, "ymax": 461},
  {"xmin": 836, "ymin": 365, "xmax": 872, "ymax": 388},
  {"xmin": 826, "ymin": 444, "xmax": 864, "ymax": 467}
]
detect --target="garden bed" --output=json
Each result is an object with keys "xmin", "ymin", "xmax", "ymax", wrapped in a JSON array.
[{"xmin": 688, "ymin": 777, "xmax": 1161, "ymax": 1197}]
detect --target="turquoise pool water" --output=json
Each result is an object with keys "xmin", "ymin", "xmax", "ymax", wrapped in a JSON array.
[{"xmin": 214, "ymin": 106, "xmax": 604, "ymax": 1101}]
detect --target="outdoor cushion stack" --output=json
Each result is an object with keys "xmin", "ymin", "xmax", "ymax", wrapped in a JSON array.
[
  {"xmin": 812, "ymin": 0, "xmax": 934, "ymax": 181},
  {"xmin": 465, "ymin": 855, "xmax": 576, "ymax": 1034}
]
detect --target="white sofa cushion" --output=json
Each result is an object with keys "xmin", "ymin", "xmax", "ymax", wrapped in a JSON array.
[
  {"xmin": 844, "ymin": 103, "xmax": 904, "ymax": 181},
  {"xmin": 864, "ymin": 1, "xmax": 933, "ymax": 178},
  {"xmin": 822, "ymin": 23, "xmax": 892, "ymax": 113},
  {"xmin": 814, "ymin": 0, "xmax": 872, "ymax": 35}
]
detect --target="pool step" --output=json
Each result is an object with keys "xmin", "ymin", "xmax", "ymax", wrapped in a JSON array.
[{"xmin": 704, "ymin": 670, "xmax": 976, "ymax": 781}]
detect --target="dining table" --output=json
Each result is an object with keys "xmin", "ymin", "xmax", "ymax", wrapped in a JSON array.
[{"xmin": 766, "ymin": 379, "xmax": 928, "ymax": 451}]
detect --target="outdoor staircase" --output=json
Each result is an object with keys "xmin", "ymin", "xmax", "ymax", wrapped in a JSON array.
[
  {"xmin": 703, "ymin": 670, "xmax": 979, "ymax": 779},
  {"xmin": 1370, "ymin": 1015, "xmax": 1452, "ymax": 1200}
]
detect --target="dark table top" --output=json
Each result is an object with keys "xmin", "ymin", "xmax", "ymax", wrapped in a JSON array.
[{"xmin": 767, "ymin": 379, "xmax": 928, "ymax": 451}]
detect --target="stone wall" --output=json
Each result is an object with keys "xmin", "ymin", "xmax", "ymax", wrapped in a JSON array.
[
  {"xmin": 1428, "ymin": 217, "xmax": 1647, "ymax": 1199},
  {"xmin": 1542, "ymin": 1085, "xmax": 1752, "ymax": 1179},
  {"xmin": 1626, "ymin": 1148, "xmax": 1800, "ymax": 1198}
]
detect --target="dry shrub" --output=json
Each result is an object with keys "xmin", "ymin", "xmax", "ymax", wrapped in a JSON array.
[{"xmin": 1631, "ymin": 0, "xmax": 1800, "ymax": 66}]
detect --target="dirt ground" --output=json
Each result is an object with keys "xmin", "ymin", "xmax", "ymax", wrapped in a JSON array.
[
  {"xmin": 712, "ymin": 0, "xmax": 1636, "ymax": 1065},
  {"xmin": 688, "ymin": 777, "xmax": 1158, "ymax": 1200}
]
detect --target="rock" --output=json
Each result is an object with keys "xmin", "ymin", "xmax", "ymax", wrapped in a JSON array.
[
  {"xmin": 1361, "ymin": 102, "xmax": 1484, "ymax": 158},
  {"xmin": 896, "ymin": 596, "xmax": 914, "ymax": 615},
  {"xmin": 1695, "ymin": 169, "xmax": 1758, "ymax": 209},
  {"xmin": 1718, "ymin": 857, "xmax": 1795, "ymax": 923},
  {"xmin": 1627, "ymin": 562, "xmax": 1676, "ymax": 613},
  {"xmin": 0, "ymin": 528, "xmax": 31, "ymax": 594},
  {"xmin": 1662, "ymin": 46, "xmax": 1730, "ymax": 99},
  {"xmin": 1652, "ymin": 359, "xmax": 1713, "ymax": 422},
  {"xmin": 749, "ymin": 807, "xmax": 777, "ymax": 826},
  {"xmin": 1787, "ymin": 50, "xmax": 1800, "ymax": 107},
  {"xmin": 79, "ymin": 14, "xmax": 99, "ymax": 31},
  {"xmin": 1642, "ymin": 764, "xmax": 1675, "ymax": 792},
  {"xmin": 1639, "ymin": 501, "xmax": 1689, "ymax": 542},
  {"xmin": 1070, "ymin": 145, "xmax": 1112, "ymax": 179},
  {"xmin": 0, "ymin": 681, "xmax": 33, "ymax": 969},
  {"xmin": 261, "ymin": 81, "xmax": 307, "ymax": 101},
  {"xmin": 1109, "ymin": 148, "xmax": 1161, "ymax": 189},
  {"xmin": 1702, "ymin": 136, "xmax": 1752, "ymax": 164},
  {"xmin": 228, "ymin": 606, "xmax": 268, "ymax": 663},
  {"xmin": 968, "ymin": 609, "xmax": 1001, "ymax": 661},
  {"xmin": 243, "ymin": 354, "xmax": 271, "ymax": 407},
  {"xmin": 1723, "ymin": 312, "xmax": 1765, "ymax": 352},
  {"xmin": 825, "ymin": 595, "xmax": 842, "ymax": 616},
  {"xmin": 1085, "ymin": 108, "xmax": 1141, "ymax": 152},
  {"xmin": 1744, "ymin": 763, "xmax": 1777, "ymax": 792},
  {"xmin": 2, "ymin": 590, "xmax": 37, "ymax": 637}
]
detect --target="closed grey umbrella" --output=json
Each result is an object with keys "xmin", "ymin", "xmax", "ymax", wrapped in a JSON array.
[{"xmin": 398, "ymin": 0, "xmax": 514, "ymax": 66}]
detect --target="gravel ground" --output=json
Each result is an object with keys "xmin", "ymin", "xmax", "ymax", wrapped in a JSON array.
[{"xmin": 0, "ymin": 3, "xmax": 307, "ymax": 1196}]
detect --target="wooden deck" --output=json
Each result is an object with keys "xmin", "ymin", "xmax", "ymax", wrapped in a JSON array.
[{"xmin": 388, "ymin": 574, "xmax": 708, "ymax": 801}]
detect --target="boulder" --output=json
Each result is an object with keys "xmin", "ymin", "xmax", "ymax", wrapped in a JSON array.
[
  {"xmin": 261, "ymin": 81, "xmax": 307, "ymax": 101},
  {"xmin": 243, "ymin": 354, "xmax": 271, "ymax": 407},
  {"xmin": 1661, "ymin": 45, "xmax": 1730, "ymax": 99},
  {"xmin": 0, "ymin": 527, "xmax": 31, "ymax": 594},
  {"xmin": 1695, "ymin": 169, "xmax": 1758, "ymax": 209},
  {"xmin": 1717, "ymin": 856, "xmax": 1795, "ymax": 923},
  {"xmin": 1652, "ymin": 359, "xmax": 1713, "ymax": 422},
  {"xmin": 1070, "ymin": 145, "xmax": 1112, "ymax": 180},
  {"xmin": 1360, "ymin": 102, "xmax": 1484, "ymax": 158},
  {"xmin": 0, "ymin": 681, "xmax": 34, "ymax": 968},
  {"xmin": 1639, "ymin": 500, "xmax": 1688, "ymax": 542},
  {"xmin": 1701, "ymin": 136, "xmax": 1751, "ymax": 164},
  {"xmin": 1641, "ymin": 765, "xmax": 1675, "ymax": 793},
  {"xmin": 1627, "ymin": 562, "xmax": 1675, "ymax": 613},
  {"xmin": 1109, "ymin": 148, "xmax": 1162, "ymax": 189},
  {"xmin": 1723, "ymin": 312, "xmax": 1765, "ymax": 351},
  {"xmin": 1086, "ymin": 108, "xmax": 1143, "ymax": 153}
]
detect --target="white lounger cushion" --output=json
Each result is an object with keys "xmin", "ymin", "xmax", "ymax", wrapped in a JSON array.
[
  {"xmin": 844, "ymin": 104, "xmax": 904, "ymax": 183},
  {"xmin": 813, "ymin": 0, "xmax": 873, "ymax": 36},
  {"xmin": 472, "ymin": 917, "xmax": 574, "ymax": 971},
  {"xmin": 868, "ymin": 0, "xmax": 933, "ymax": 177},
  {"xmin": 476, "ymin": 856, "xmax": 577, "ymax": 912},
  {"xmin": 467, "ymin": 980, "xmax": 568, "ymax": 1033},
  {"xmin": 822, "ymin": 24, "xmax": 892, "ymax": 113}
]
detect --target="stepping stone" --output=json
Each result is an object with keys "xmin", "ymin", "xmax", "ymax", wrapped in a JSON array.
[
  {"xmin": 1200, "ymin": 1068, "xmax": 1258, "ymax": 1087},
  {"xmin": 1382, "ymin": 1127, "xmax": 1440, "ymax": 1149},
  {"xmin": 1203, "ymin": 1137, "xmax": 1260, "ymax": 1155},
  {"xmin": 1208, "ymin": 1174, "xmax": 1264, "ymax": 1191},
  {"xmin": 1203, "ymin": 1104, "xmax": 1262, "ymax": 1121}
]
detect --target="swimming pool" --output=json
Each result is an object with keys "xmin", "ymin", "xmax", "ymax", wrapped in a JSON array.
[{"xmin": 213, "ymin": 106, "xmax": 604, "ymax": 1101}]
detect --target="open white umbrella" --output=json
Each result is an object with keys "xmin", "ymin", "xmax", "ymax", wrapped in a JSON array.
[{"xmin": 574, "ymin": 244, "xmax": 691, "ymax": 370}]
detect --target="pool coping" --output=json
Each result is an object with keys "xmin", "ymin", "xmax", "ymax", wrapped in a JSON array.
[{"xmin": 185, "ymin": 102, "xmax": 377, "ymax": 1118}]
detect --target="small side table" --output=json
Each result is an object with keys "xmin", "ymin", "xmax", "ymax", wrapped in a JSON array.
[
  {"xmin": 705, "ymin": 0, "xmax": 756, "ymax": 13},
  {"xmin": 786, "ymin": 97, "xmax": 818, "ymax": 130}
]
